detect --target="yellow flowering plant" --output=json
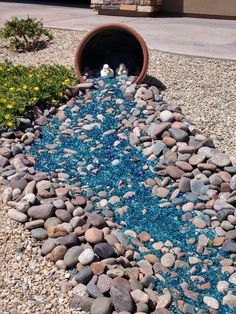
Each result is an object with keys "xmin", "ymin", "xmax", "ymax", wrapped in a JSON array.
[{"xmin": 0, "ymin": 60, "xmax": 77, "ymax": 129}]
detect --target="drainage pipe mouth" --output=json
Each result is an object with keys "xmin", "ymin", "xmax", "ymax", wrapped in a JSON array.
[{"xmin": 75, "ymin": 23, "xmax": 149, "ymax": 84}]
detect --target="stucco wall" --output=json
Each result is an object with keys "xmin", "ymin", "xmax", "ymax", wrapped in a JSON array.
[{"xmin": 162, "ymin": 0, "xmax": 236, "ymax": 17}]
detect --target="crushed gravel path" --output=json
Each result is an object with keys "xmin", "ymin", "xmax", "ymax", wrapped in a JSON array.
[
  {"xmin": 0, "ymin": 28, "xmax": 235, "ymax": 313},
  {"xmin": 0, "ymin": 203, "xmax": 85, "ymax": 314}
]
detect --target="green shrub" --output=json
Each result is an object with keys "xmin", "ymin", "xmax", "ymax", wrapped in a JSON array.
[
  {"xmin": 0, "ymin": 16, "xmax": 53, "ymax": 52},
  {"xmin": 0, "ymin": 61, "xmax": 77, "ymax": 129}
]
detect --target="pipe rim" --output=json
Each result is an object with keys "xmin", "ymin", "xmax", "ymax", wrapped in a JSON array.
[{"xmin": 74, "ymin": 23, "xmax": 149, "ymax": 84}]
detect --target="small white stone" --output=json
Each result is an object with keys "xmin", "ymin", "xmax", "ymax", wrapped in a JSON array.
[
  {"xmin": 203, "ymin": 296, "xmax": 219, "ymax": 310},
  {"xmin": 78, "ymin": 248, "xmax": 94, "ymax": 265},
  {"xmin": 217, "ymin": 281, "xmax": 229, "ymax": 293},
  {"xmin": 161, "ymin": 253, "xmax": 175, "ymax": 268}
]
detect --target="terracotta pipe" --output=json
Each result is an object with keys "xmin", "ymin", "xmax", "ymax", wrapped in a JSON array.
[{"xmin": 74, "ymin": 23, "xmax": 149, "ymax": 84}]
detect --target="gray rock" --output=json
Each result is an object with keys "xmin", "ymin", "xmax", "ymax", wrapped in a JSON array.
[
  {"xmin": 90, "ymin": 297, "xmax": 112, "ymax": 314},
  {"xmin": 190, "ymin": 179, "xmax": 205, "ymax": 194},
  {"xmin": 31, "ymin": 228, "xmax": 48, "ymax": 240},
  {"xmin": 87, "ymin": 282, "xmax": 103, "ymax": 298},
  {"xmin": 0, "ymin": 155, "xmax": 9, "ymax": 167},
  {"xmin": 1, "ymin": 187, "xmax": 12, "ymax": 204},
  {"xmin": 169, "ymin": 128, "xmax": 189, "ymax": 142},
  {"xmin": 210, "ymin": 153, "xmax": 231, "ymax": 167},
  {"xmin": 110, "ymin": 286, "xmax": 134, "ymax": 312},
  {"xmin": 25, "ymin": 219, "xmax": 44, "ymax": 230},
  {"xmin": 222, "ymin": 239, "xmax": 236, "ymax": 253},
  {"xmin": 54, "ymin": 232, "xmax": 79, "ymax": 247},
  {"xmin": 69, "ymin": 295, "xmax": 93, "ymax": 311},
  {"xmin": 28, "ymin": 204, "xmax": 54, "ymax": 220},
  {"xmin": 94, "ymin": 243, "xmax": 115, "ymax": 259},
  {"xmin": 41, "ymin": 238, "xmax": 56, "ymax": 255},
  {"xmin": 179, "ymin": 177, "xmax": 191, "ymax": 193},
  {"xmin": 74, "ymin": 267, "xmax": 93, "ymax": 284},
  {"xmin": 64, "ymin": 246, "xmax": 83, "ymax": 267},
  {"xmin": 8, "ymin": 208, "xmax": 28, "ymax": 223},
  {"xmin": 10, "ymin": 179, "xmax": 27, "ymax": 191}
]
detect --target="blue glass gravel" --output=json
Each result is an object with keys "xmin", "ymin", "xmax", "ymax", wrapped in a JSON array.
[{"xmin": 28, "ymin": 78, "xmax": 235, "ymax": 313}]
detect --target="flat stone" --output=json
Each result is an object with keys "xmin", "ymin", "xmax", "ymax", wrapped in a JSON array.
[
  {"xmin": 55, "ymin": 209, "xmax": 72, "ymax": 222},
  {"xmin": 8, "ymin": 208, "xmax": 28, "ymax": 223},
  {"xmin": 47, "ymin": 245, "xmax": 67, "ymax": 263},
  {"xmin": 131, "ymin": 289, "xmax": 149, "ymax": 303},
  {"xmin": 54, "ymin": 232, "xmax": 79, "ymax": 247},
  {"xmin": 87, "ymin": 282, "xmax": 103, "ymax": 298},
  {"xmin": 28, "ymin": 204, "xmax": 54, "ymax": 220},
  {"xmin": 175, "ymin": 161, "xmax": 193, "ymax": 172},
  {"xmin": 222, "ymin": 239, "xmax": 236, "ymax": 253},
  {"xmin": 41, "ymin": 238, "xmax": 56, "ymax": 255},
  {"xmin": 189, "ymin": 153, "xmax": 205, "ymax": 166},
  {"xmin": 25, "ymin": 219, "xmax": 44, "ymax": 230},
  {"xmin": 169, "ymin": 128, "xmax": 189, "ymax": 142},
  {"xmin": 210, "ymin": 153, "xmax": 231, "ymax": 167},
  {"xmin": 160, "ymin": 253, "xmax": 175, "ymax": 268},
  {"xmin": 74, "ymin": 267, "xmax": 93, "ymax": 284},
  {"xmin": 193, "ymin": 217, "xmax": 207, "ymax": 229},
  {"xmin": 90, "ymin": 297, "xmax": 112, "ymax": 314},
  {"xmin": 166, "ymin": 166, "xmax": 184, "ymax": 179},
  {"xmin": 190, "ymin": 179, "xmax": 205, "ymax": 194},
  {"xmin": 44, "ymin": 217, "xmax": 62, "ymax": 230},
  {"xmin": 10, "ymin": 179, "xmax": 27, "ymax": 191},
  {"xmin": 137, "ymin": 260, "xmax": 153, "ymax": 276},
  {"xmin": 31, "ymin": 228, "xmax": 48, "ymax": 240},
  {"xmin": 94, "ymin": 243, "xmax": 115, "ymax": 259},
  {"xmin": 87, "ymin": 213, "xmax": 105, "ymax": 227},
  {"xmin": 91, "ymin": 261, "xmax": 106, "ymax": 275},
  {"xmin": 203, "ymin": 296, "xmax": 219, "ymax": 310},
  {"xmin": 64, "ymin": 246, "xmax": 84, "ymax": 267},
  {"xmin": 179, "ymin": 177, "xmax": 191, "ymax": 192},
  {"xmin": 110, "ymin": 286, "xmax": 134, "ymax": 312}
]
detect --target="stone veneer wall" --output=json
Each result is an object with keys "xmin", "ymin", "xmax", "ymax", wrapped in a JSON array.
[{"xmin": 91, "ymin": 0, "xmax": 163, "ymax": 16}]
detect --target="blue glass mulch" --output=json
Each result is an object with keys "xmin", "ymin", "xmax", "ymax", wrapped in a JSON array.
[{"xmin": 28, "ymin": 78, "xmax": 235, "ymax": 313}]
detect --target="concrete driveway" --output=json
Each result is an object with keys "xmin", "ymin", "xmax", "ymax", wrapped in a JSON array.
[{"xmin": 0, "ymin": 1, "xmax": 236, "ymax": 60}]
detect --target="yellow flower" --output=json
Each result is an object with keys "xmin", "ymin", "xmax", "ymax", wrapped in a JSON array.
[
  {"xmin": 22, "ymin": 85, "xmax": 27, "ymax": 90},
  {"xmin": 9, "ymin": 87, "xmax": 15, "ymax": 91},
  {"xmin": 6, "ymin": 104, "xmax": 13, "ymax": 109},
  {"xmin": 58, "ymin": 92, "xmax": 63, "ymax": 97},
  {"xmin": 62, "ymin": 79, "xmax": 70, "ymax": 85},
  {"xmin": 29, "ymin": 74, "xmax": 33, "ymax": 78},
  {"xmin": 7, "ymin": 121, "xmax": 14, "ymax": 127},
  {"xmin": 51, "ymin": 99, "xmax": 57, "ymax": 104},
  {"xmin": 4, "ymin": 114, "xmax": 10, "ymax": 119},
  {"xmin": 33, "ymin": 86, "xmax": 39, "ymax": 91}
]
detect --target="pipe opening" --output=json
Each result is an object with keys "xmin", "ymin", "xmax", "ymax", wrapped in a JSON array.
[{"xmin": 79, "ymin": 28, "xmax": 144, "ymax": 78}]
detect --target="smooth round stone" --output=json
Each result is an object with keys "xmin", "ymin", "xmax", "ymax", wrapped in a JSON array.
[
  {"xmin": 160, "ymin": 253, "xmax": 175, "ymax": 268},
  {"xmin": 217, "ymin": 281, "xmax": 229, "ymax": 293},
  {"xmin": 74, "ymin": 267, "xmax": 93, "ymax": 284},
  {"xmin": 55, "ymin": 232, "xmax": 79, "ymax": 247},
  {"xmin": 230, "ymin": 175, "xmax": 236, "ymax": 190},
  {"xmin": 64, "ymin": 246, "xmax": 84, "ymax": 267},
  {"xmin": 8, "ymin": 208, "xmax": 28, "ymax": 223},
  {"xmin": 152, "ymin": 186, "xmax": 169, "ymax": 198},
  {"xmin": 163, "ymin": 136, "xmax": 176, "ymax": 147},
  {"xmin": 166, "ymin": 166, "xmax": 184, "ymax": 180},
  {"xmin": 31, "ymin": 228, "xmax": 48, "ymax": 240},
  {"xmin": 47, "ymin": 245, "xmax": 67, "ymax": 263},
  {"xmin": 87, "ymin": 213, "xmax": 105, "ymax": 227},
  {"xmin": 176, "ymin": 161, "xmax": 193, "ymax": 172},
  {"xmin": 55, "ymin": 209, "xmax": 72, "ymax": 222},
  {"xmin": 193, "ymin": 217, "xmax": 207, "ymax": 229},
  {"xmin": 85, "ymin": 227, "xmax": 104, "ymax": 244},
  {"xmin": 160, "ymin": 110, "xmax": 174, "ymax": 122},
  {"xmin": 25, "ymin": 219, "xmax": 44, "ymax": 230},
  {"xmin": 182, "ymin": 202, "xmax": 194, "ymax": 212},
  {"xmin": 41, "ymin": 238, "xmax": 56, "ymax": 255},
  {"xmin": 221, "ymin": 221, "xmax": 234, "ymax": 231},
  {"xmin": 188, "ymin": 153, "xmax": 205, "ymax": 166},
  {"xmin": 22, "ymin": 193, "xmax": 36, "ymax": 205},
  {"xmin": 203, "ymin": 296, "xmax": 219, "ymax": 310},
  {"xmin": 36, "ymin": 180, "xmax": 51, "ymax": 191},
  {"xmin": 211, "ymin": 153, "xmax": 231, "ymax": 167},
  {"xmin": 44, "ymin": 217, "xmax": 62, "ymax": 230},
  {"xmin": 53, "ymin": 199, "xmax": 65, "ymax": 209},
  {"xmin": 28, "ymin": 204, "xmax": 54, "ymax": 220},
  {"xmin": 78, "ymin": 248, "xmax": 95, "ymax": 265},
  {"xmin": 222, "ymin": 294, "xmax": 236, "ymax": 308}
]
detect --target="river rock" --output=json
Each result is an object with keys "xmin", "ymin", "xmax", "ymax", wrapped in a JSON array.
[
  {"xmin": 94, "ymin": 243, "xmax": 115, "ymax": 259},
  {"xmin": 85, "ymin": 227, "xmax": 104, "ymax": 244},
  {"xmin": 90, "ymin": 297, "xmax": 112, "ymax": 314},
  {"xmin": 78, "ymin": 248, "xmax": 95, "ymax": 265},
  {"xmin": 110, "ymin": 286, "xmax": 134, "ymax": 312},
  {"xmin": 8, "ymin": 208, "xmax": 28, "ymax": 223},
  {"xmin": 28, "ymin": 204, "xmax": 54, "ymax": 220},
  {"xmin": 64, "ymin": 246, "xmax": 84, "ymax": 267}
]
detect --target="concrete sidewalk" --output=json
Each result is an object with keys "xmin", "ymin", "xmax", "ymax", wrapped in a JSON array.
[{"xmin": 0, "ymin": 1, "xmax": 236, "ymax": 60}]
